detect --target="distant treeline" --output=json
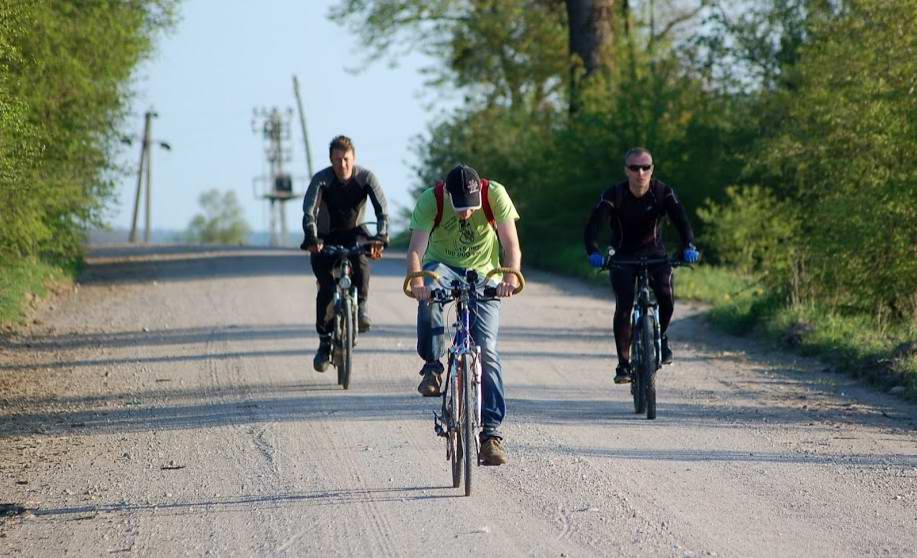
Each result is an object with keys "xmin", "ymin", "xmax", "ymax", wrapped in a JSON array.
[
  {"xmin": 336, "ymin": 0, "xmax": 916, "ymax": 327},
  {"xmin": 0, "ymin": 1, "xmax": 178, "ymax": 263}
]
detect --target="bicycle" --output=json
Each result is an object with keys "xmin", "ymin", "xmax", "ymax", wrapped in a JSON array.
[
  {"xmin": 403, "ymin": 267, "xmax": 524, "ymax": 496},
  {"xmin": 602, "ymin": 253, "xmax": 690, "ymax": 420},
  {"xmin": 322, "ymin": 241, "xmax": 381, "ymax": 390}
]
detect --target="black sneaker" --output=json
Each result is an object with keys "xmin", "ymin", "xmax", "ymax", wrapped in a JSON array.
[
  {"xmin": 313, "ymin": 338, "xmax": 332, "ymax": 372},
  {"xmin": 416, "ymin": 361, "xmax": 444, "ymax": 396},
  {"xmin": 479, "ymin": 436, "xmax": 508, "ymax": 465},
  {"xmin": 661, "ymin": 335, "xmax": 673, "ymax": 365},
  {"xmin": 358, "ymin": 304, "xmax": 371, "ymax": 333},
  {"xmin": 614, "ymin": 362, "xmax": 632, "ymax": 384}
]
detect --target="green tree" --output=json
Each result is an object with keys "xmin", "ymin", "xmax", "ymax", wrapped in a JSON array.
[
  {"xmin": 183, "ymin": 190, "xmax": 251, "ymax": 245},
  {"xmin": 0, "ymin": 1, "xmax": 178, "ymax": 261},
  {"xmin": 747, "ymin": 0, "xmax": 916, "ymax": 324}
]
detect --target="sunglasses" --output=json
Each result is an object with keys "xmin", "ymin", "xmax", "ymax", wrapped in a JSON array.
[{"xmin": 626, "ymin": 164, "xmax": 653, "ymax": 172}]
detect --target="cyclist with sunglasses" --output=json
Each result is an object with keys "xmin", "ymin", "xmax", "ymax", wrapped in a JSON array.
[{"xmin": 584, "ymin": 147, "xmax": 700, "ymax": 384}]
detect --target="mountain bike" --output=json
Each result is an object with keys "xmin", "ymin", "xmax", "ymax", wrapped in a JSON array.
[
  {"xmin": 603, "ymin": 254, "xmax": 689, "ymax": 420},
  {"xmin": 403, "ymin": 267, "xmax": 524, "ymax": 496},
  {"xmin": 322, "ymin": 241, "xmax": 380, "ymax": 390}
]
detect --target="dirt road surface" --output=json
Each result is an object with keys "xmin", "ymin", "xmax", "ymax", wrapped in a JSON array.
[{"xmin": 1, "ymin": 245, "xmax": 915, "ymax": 557}]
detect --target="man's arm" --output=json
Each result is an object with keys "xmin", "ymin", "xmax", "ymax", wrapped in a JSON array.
[
  {"xmin": 662, "ymin": 186, "xmax": 695, "ymax": 249},
  {"xmin": 301, "ymin": 174, "xmax": 324, "ymax": 252},
  {"xmin": 406, "ymin": 229, "xmax": 431, "ymax": 300},
  {"xmin": 364, "ymin": 170, "xmax": 389, "ymax": 242},
  {"xmin": 496, "ymin": 220, "xmax": 522, "ymax": 297},
  {"xmin": 584, "ymin": 194, "xmax": 613, "ymax": 255}
]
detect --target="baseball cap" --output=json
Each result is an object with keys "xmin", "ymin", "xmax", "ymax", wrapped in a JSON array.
[{"xmin": 445, "ymin": 164, "xmax": 482, "ymax": 211}]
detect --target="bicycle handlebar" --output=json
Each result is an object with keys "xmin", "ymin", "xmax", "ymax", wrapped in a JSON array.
[
  {"xmin": 601, "ymin": 254, "xmax": 691, "ymax": 272},
  {"xmin": 322, "ymin": 240, "xmax": 384, "ymax": 259},
  {"xmin": 402, "ymin": 268, "xmax": 525, "ymax": 299}
]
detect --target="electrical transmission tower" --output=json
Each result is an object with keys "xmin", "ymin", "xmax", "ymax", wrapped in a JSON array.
[{"xmin": 251, "ymin": 106, "xmax": 300, "ymax": 246}]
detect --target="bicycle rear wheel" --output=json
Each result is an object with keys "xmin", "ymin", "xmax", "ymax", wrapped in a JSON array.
[
  {"xmin": 643, "ymin": 315, "xmax": 658, "ymax": 420},
  {"xmin": 461, "ymin": 355, "xmax": 475, "ymax": 497},
  {"xmin": 340, "ymin": 297, "xmax": 353, "ymax": 390}
]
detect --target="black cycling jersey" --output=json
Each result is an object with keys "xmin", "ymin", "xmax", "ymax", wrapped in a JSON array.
[
  {"xmin": 584, "ymin": 179, "xmax": 694, "ymax": 256},
  {"xmin": 301, "ymin": 165, "xmax": 388, "ymax": 246}
]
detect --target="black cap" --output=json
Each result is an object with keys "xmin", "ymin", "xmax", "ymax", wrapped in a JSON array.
[{"xmin": 445, "ymin": 164, "xmax": 482, "ymax": 211}]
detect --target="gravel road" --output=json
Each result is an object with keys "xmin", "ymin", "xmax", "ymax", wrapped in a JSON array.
[{"xmin": 1, "ymin": 245, "xmax": 915, "ymax": 557}]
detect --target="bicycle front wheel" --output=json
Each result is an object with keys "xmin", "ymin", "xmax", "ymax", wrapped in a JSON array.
[
  {"xmin": 340, "ymin": 297, "xmax": 353, "ymax": 390},
  {"xmin": 462, "ymin": 355, "xmax": 475, "ymax": 497},
  {"xmin": 447, "ymin": 361, "xmax": 461, "ymax": 488},
  {"xmin": 642, "ymin": 314, "xmax": 658, "ymax": 420},
  {"xmin": 631, "ymin": 330, "xmax": 646, "ymax": 414}
]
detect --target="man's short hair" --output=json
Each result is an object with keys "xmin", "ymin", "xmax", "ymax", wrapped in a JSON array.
[
  {"xmin": 623, "ymin": 147, "xmax": 652, "ymax": 164},
  {"xmin": 329, "ymin": 135, "xmax": 355, "ymax": 157}
]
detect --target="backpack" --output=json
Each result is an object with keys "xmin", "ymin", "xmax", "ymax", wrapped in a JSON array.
[{"xmin": 432, "ymin": 179, "xmax": 495, "ymax": 231}]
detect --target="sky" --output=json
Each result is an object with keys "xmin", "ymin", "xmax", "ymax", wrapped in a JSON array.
[{"xmin": 111, "ymin": 0, "xmax": 446, "ymax": 238}]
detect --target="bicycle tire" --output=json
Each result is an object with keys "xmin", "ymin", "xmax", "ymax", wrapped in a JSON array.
[
  {"xmin": 462, "ymin": 355, "xmax": 474, "ymax": 497},
  {"xmin": 632, "ymin": 325, "xmax": 646, "ymax": 414},
  {"xmin": 340, "ymin": 297, "xmax": 353, "ymax": 390},
  {"xmin": 448, "ymin": 363, "xmax": 461, "ymax": 488},
  {"xmin": 333, "ymin": 310, "xmax": 344, "ymax": 386},
  {"xmin": 643, "ymin": 314, "xmax": 657, "ymax": 420}
]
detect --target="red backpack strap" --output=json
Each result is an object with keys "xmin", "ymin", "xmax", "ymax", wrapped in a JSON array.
[
  {"xmin": 432, "ymin": 181, "xmax": 445, "ymax": 231},
  {"xmin": 481, "ymin": 179, "xmax": 495, "ymax": 228}
]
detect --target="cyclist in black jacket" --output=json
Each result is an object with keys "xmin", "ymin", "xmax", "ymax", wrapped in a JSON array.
[
  {"xmin": 302, "ymin": 135, "xmax": 389, "ymax": 372},
  {"xmin": 584, "ymin": 147, "xmax": 700, "ymax": 384}
]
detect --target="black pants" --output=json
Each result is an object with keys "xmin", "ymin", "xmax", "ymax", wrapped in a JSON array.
[
  {"xmin": 310, "ymin": 251, "xmax": 370, "ymax": 336},
  {"xmin": 611, "ymin": 261, "xmax": 674, "ymax": 364}
]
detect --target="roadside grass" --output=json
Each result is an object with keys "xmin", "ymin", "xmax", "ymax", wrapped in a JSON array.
[
  {"xmin": 0, "ymin": 257, "xmax": 80, "ymax": 328},
  {"xmin": 530, "ymin": 248, "xmax": 917, "ymax": 400}
]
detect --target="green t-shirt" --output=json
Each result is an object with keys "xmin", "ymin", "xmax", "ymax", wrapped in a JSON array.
[{"xmin": 409, "ymin": 180, "xmax": 520, "ymax": 275}]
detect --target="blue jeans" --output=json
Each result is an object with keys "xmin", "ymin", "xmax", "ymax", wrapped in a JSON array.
[{"xmin": 416, "ymin": 262, "xmax": 505, "ymax": 439}]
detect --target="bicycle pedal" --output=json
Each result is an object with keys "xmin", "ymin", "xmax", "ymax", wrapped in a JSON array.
[{"xmin": 433, "ymin": 412, "xmax": 447, "ymax": 437}]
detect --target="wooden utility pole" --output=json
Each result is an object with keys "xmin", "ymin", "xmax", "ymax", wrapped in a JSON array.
[
  {"xmin": 128, "ymin": 110, "xmax": 170, "ymax": 243},
  {"xmin": 292, "ymin": 75, "xmax": 315, "ymax": 178},
  {"xmin": 129, "ymin": 111, "xmax": 155, "ymax": 243}
]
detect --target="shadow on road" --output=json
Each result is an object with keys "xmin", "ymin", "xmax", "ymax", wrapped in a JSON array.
[
  {"xmin": 80, "ymin": 245, "xmax": 407, "ymax": 285},
  {"xmin": 25, "ymin": 484, "xmax": 460, "ymax": 521}
]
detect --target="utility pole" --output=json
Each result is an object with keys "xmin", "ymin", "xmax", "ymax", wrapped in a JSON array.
[
  {"xmin": 128, "ymin": 110, "xmax": 170, "ymax": 243},
  {"xmin": 292, "ymin": 75, "xmax": 315, "ymax": 178}
]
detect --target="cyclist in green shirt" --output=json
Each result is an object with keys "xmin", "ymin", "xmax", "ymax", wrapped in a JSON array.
[{"xmin": 406, "ymin": 164, "xmax": 522, "ymax": 466}]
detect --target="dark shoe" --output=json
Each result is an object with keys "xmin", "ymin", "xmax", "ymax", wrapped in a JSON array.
[
  {"xmin": 313, "ymin": 339, "xmax": 332, "ymax": 372},
  {"xmin": 661, "ymin": 335, "xmax": 673, "ymax": 365},
  {"xmin": 358, "ymin": 304, "xmax": 371, "ymax": 333},
  {"xmin": 614, "ymin": 362, "xmax": 632, "ymax": 384},
  {"xmin": 479, "ymin": 436, "xmax": 508, "ymax": 466},
  {"xmin": 416, "ymin": 361, "xmax": 444, "ymax": 396}
]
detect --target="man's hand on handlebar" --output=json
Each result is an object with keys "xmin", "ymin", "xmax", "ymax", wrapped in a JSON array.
[
  {"xmin": 495, "ymin": 277, "xmax": 518, "ymax": 298},
  {"xmin": 410, "ymin": 281, "xmax": 431, "ymax": 301},
  {"xmin": 367, "ymin": 241, "xmax": 384, "ymax": 260},
  {"xmin": 309, "ymin": 243, "xmax": 324, "ymax": 254}
]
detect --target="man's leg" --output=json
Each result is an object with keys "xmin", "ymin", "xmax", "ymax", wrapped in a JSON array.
[
  {"xmin": 471, "ymin": 295, "xmax": 508, "ymax": 465},
  {"xmin": 351, "ymin": 253, "xmax": 372, "ymax": 332},
  {"xmin": 610, "ymin": 268, "xmax": 637, "ymax": 383},
  {"xmin": 415, "ymin": 262, "xmax": 458, "ymax": 396},
  {"xmin": 310, "ymin": 252, "xmax": 336, "ymax": 371},
  {"xmin": 651, "ymin": 263, "xmax": 675, "ymax": 364}
]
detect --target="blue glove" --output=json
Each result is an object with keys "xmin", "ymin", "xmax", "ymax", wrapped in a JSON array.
[
  {"xmin": 682, "ymin": 244, "xmax": 700, "ymax": 263},
  {"xmin": 588, "ymin": 252, "xmax": 605, "ymax": 268}
]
